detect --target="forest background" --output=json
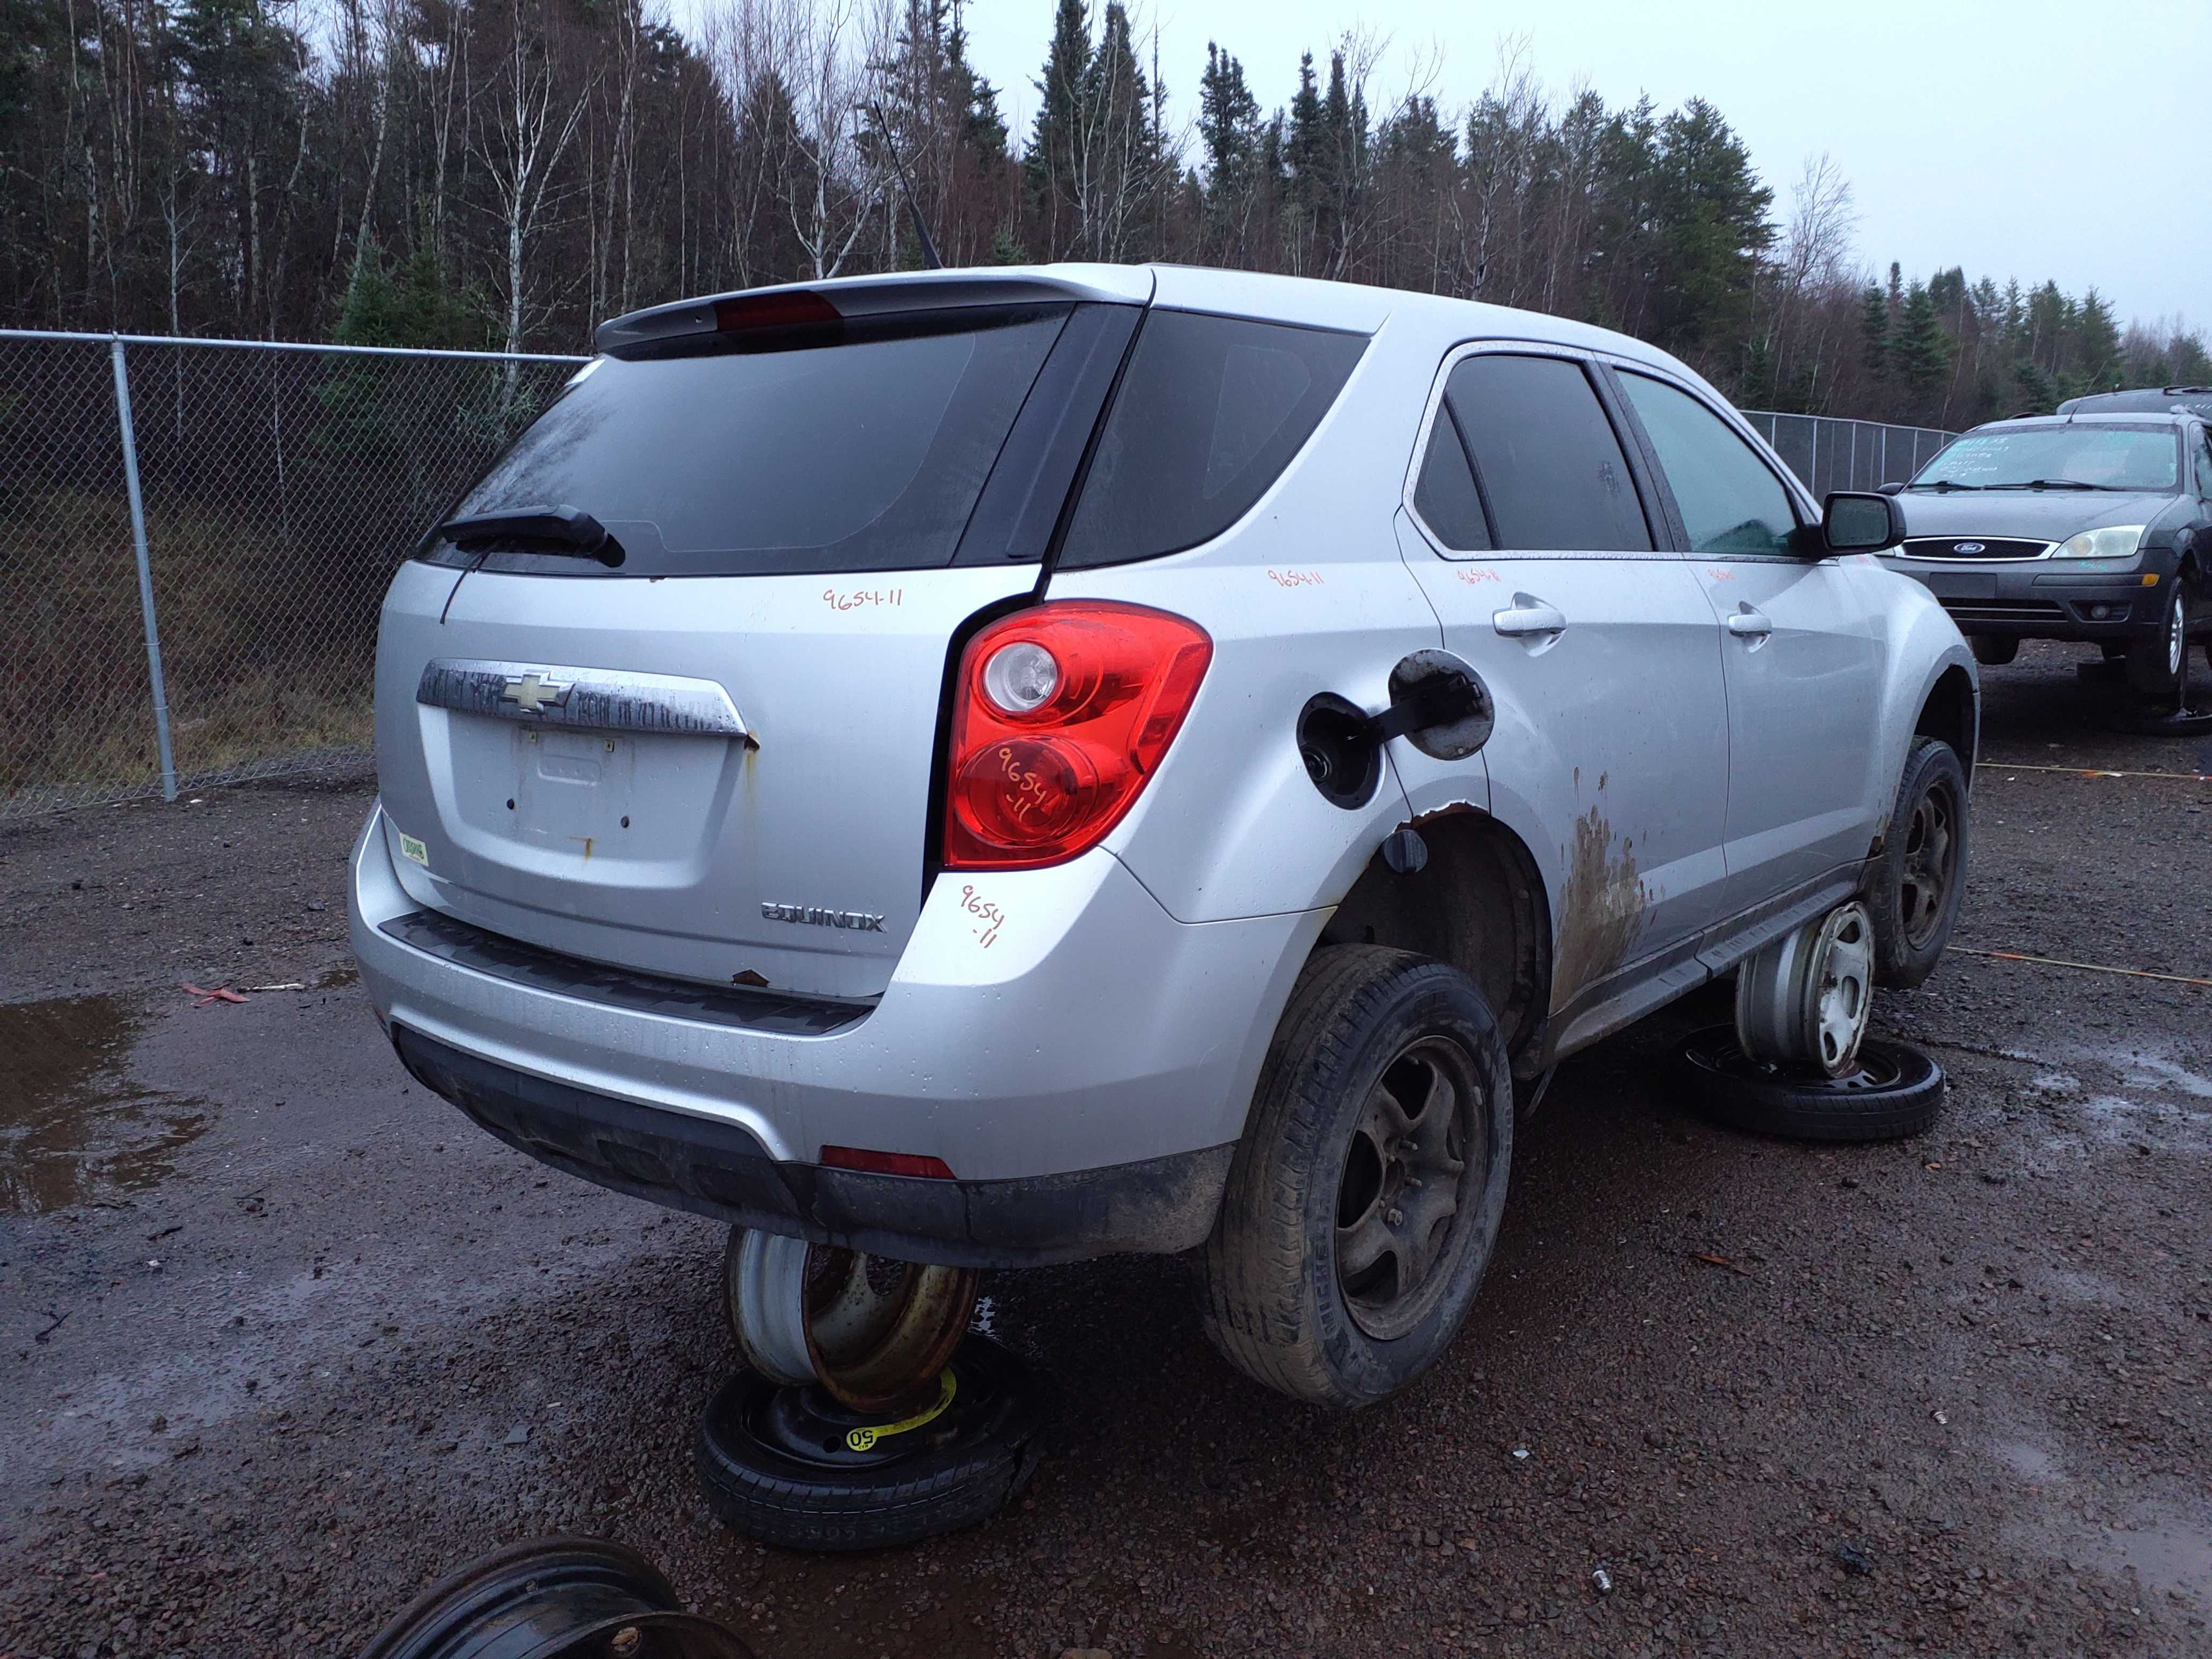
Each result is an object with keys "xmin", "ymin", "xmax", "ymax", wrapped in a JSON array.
[{"xmin": 5, "ymin": 0, "xmax": 2206, "ymax": 426}]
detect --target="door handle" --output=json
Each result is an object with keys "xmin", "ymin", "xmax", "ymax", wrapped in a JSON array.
[
  {"xmin": 1725, "ymin": 603, "xmax": 1773, "ymax": 638},
  {"xmin": 1493, "ymin": 594, "xmax": 1568, "ymax": 638}
]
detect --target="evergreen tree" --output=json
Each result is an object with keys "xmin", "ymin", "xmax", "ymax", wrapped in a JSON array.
[
  {"xmin": 1894, "ymin": 281, "xmax": 1949, "ymax": 421},
  {"xmin": 1860, "ymin": 283, "xmax": 1892, "ymax": 393},
  {"xmin": 1025, "ymin": 0, "xmax": 1090, "ymax": 256}
]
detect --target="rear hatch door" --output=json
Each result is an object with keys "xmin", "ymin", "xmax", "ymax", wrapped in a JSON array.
[{"xmin": 373, "ymin": 274, "xmax": 1146, "ymax": 1001}]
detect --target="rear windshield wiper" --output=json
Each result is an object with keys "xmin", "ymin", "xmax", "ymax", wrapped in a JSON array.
[
  {"xmin": 1986, "ymin": 478, "xmax": 2119, "ymax": 492},
  {"xmin": 434, "ymin": 503, "xmax": 625, "ymax": 565}
]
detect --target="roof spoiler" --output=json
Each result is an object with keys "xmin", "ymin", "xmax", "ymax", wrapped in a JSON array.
[{"xmin": 594, "ymin": 267, "xmax": 1155, "ymax": 356}]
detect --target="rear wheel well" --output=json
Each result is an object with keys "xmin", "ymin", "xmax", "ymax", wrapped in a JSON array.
[
  {"xmin": 1914, "ymin": 665, "xmax": 1977, "ymax": 780},
  {"xmin": 1315, "ymin": 811, "xmax": 1551, "ymax": 1082}
]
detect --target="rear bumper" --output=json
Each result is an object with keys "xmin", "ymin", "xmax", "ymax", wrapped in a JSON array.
[
  {"xmin": 349, "ymin": 802, "xmax": 1321, "ymax": 1260},
  {"xmin": 1888, "ymin": 559, "xmax": 2165, "ymax": 638},
  {"xmin": 391, "ymin": 1023, "xmax": 1231, "ymax": 1266}
]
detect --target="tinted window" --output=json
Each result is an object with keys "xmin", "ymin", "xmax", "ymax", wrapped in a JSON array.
[
  {"xmin": 1445, "ymin": 355, "xmax": 1651, "ymax": 551},
  {"xmin": 1058, "ymin": 312, "xmax": 1367, "ymax": 566},
  {"xmin": 1412, "ymin": 412, "xmax": 1491, "ymax": 550},
  {"xmin": 1618, "ymin": 372, "xmax": 1798, "ymax": 555},
  {"xmin": 438, "ymin": 309, "xmax": 1068, "ymax": 576},
  {"xmin": 2198, "ymin": 431, "xmax": 2212, "ymax": 497}
]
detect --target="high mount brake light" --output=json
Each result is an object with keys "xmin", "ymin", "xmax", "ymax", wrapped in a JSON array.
[
  {"xmin": 714, "ymin": 290, "xmax": 840, "ymax": 332},
  {"xmin": 945, "ymin": 601, "xmax": 1212, "ymax": 870}
]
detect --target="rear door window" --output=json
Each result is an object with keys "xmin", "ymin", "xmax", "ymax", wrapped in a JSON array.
[
  {"xmin": 434, "ymin": 309, "xmax": 1071, "ymax": 576},
  {"xmin": 1444, "ymin": 355, "xmax": 1653, "ymax": 552},
  {"xmin": 1617, "ymin": 371, "xmax": 1799, "ymax": 555},
  {"xmin": 1057, "ymin": 312, "xmax": 1367, "ymax": 567}
]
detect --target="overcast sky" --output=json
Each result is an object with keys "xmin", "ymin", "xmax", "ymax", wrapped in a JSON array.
[{"xmin": 950, "ymin": 0, "xmax": 2206, "ymax": 331}]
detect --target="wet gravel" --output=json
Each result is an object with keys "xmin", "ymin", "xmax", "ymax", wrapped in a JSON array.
[{"xmin": 3, "ymin": 640, "xmax": 2209, "ymax": 1658}]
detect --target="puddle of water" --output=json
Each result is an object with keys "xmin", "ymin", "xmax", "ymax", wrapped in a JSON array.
[
  {"xmin": 1991, "ymin": 1439, "xmax": 2063, "ymax": 1484},
  {"xmin": 2008, "ymin": 1512, "xmax": 2212, "ymax": 1610},
  {"xmin": 0, "ymin": 995, "xmax": 208, "ymax": 1214}
]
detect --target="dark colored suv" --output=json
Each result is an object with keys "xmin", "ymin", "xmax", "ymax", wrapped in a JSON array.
[{"xmin": 1879, "ymin": 409, "xmax": 2212, "ymax": 691}]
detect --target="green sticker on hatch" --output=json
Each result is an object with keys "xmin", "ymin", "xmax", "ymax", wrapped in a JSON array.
[{"xmin": 398, "ymin": 831, "xmax": 430, "ymax": 868}]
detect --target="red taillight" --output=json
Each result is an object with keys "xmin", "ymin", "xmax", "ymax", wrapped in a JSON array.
[
  {"xmin": 945, "ymin": 601, "xmax": 1212, "ymax": 870},
  {"xmin": 714, "ymin": 290, "xmax": 839, "ymax": 332},
  {"xmin": 821, "ymin": 1145, "xmax": 956, "ymax": 1180}
]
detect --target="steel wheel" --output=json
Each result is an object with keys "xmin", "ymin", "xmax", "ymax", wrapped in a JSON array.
[
  {"xmin": 2169, "ymin": 588, "xmax": 2187, "ymax": 678},
  {"xmin": 1736, "ymin": 901, "xmax": 1876, "ymax": 1079},
  {"xmin": 1896, "ymin": 776, "xmax": 1959, "ymax": 953},
  {"xmin": 1334, "ymin": 1034, "xmax": 1485, "ymax": 1341},
  {"xmin": 723, "ymin": 1230, "xmax": 978, "ymax": 1414}
]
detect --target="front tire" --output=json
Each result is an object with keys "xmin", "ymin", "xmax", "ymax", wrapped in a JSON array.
[
  {"xmin": 2127, "ymin": 581, "xmax": 2189, "ymax": 696},
  {"xmin": 1867, "ymin": 736, "xmax": 1968, "ymax": 988},
  {"xmin": 1199, "ymin": 946, "xmax": 1513, "ymax": 1408}
]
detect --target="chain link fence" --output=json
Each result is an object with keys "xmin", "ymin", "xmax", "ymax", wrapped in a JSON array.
[
  {"xmin": 1739, "ymin": 410, "xmax": 1957, "ymax": 499},
  {"xmin": 0, "ymin": 328, "xmax": 1961, "ymax": 823},
  {"xmin": 1, "ymin": 332, "xmax": 585, "ymax": 821}
]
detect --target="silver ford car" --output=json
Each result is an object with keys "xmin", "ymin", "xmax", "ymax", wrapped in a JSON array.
[{"xmin": 349, "ymin": 264, "xmax": 1977, "ymax": 1408}]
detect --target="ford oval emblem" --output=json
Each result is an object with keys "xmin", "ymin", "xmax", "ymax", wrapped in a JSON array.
[{"xmin": 1953, "ymin": 541, "xmax": 1985, "ymax": 554}]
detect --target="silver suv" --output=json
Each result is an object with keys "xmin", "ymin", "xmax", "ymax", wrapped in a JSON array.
[{"xmin": 349, "ymin": 265, "xmax": 1977, "ymax": 1408}]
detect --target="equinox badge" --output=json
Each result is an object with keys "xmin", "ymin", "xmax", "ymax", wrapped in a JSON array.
[{"xmin": 762, "ymin": 902, "xmax": 886, "ymax": 932}]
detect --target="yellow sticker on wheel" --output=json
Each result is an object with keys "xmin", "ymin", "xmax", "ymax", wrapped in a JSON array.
[
  {"xmin": 399, "ymin": 832, "xmax": 429, "ymax": 868},
  {"xmin": 845, "ymin": 1368, "xmax": 958, "ymax": 1452}
]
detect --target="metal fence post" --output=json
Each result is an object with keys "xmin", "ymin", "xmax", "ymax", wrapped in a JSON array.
[{"xmin": 110, "ymin": 337, "xmax": 178, "ymax": 802}]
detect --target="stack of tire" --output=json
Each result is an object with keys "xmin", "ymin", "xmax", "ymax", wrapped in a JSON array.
[{"xmin": 1673, "ymin": 736, "xmax": 1961, "ymax": 1142}]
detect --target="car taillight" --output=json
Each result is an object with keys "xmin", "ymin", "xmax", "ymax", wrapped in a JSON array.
[{"xmin": 944, "ymin": 601, "xmax": 1212, "ymax": 870}]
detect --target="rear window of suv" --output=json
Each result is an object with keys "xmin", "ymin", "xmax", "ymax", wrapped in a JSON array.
[
  {"xmin": 432, "ymin": 308, "xmax": 1070, "ymax": 576},
  {"xmin": 1056, "ymin": 311, "xmax": 1367, "ymax": 567}
]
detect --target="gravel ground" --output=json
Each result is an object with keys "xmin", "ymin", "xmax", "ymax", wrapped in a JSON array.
[{"xmin": 3, "ymin": 640, "xmax": 2209, "ymax": 1659}]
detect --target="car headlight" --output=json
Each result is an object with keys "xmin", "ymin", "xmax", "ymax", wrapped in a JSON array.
[{"xmin": 2052, "ymin": 526, "xmax": 2146, "ymax": 559}]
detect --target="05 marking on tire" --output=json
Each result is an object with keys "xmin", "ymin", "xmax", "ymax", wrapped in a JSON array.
[{"xmin": 845, "ymin": 1369, "xmax": 957, "ymax": 1452}]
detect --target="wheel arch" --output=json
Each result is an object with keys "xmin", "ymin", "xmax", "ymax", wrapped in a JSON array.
[
  {"xmin": 1912, "ymin": 662, "xmax": 1978, "ymax": 782},
  {"xmin": 1311, "ymin": 810, "xmax": 1553, "ymax": 1087}
]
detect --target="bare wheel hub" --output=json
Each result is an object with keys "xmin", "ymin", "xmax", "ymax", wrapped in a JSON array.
[
  {"xmin": 1334, "ymin": 1035, "xmax": 1487, "ymax": 1340},
  {"xmin": 1735, "ymin": 900, "xmax": 1875, "ymax": 1078},
  {"xmin": 723, "ymin": 1229, "xmax": 978, "ymax": 1413}
]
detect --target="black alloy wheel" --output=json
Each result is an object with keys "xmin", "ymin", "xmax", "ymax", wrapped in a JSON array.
[
  {"xmin": 1200, "ymin": 945, "xmax": 1514, "ymax": 1408},
  {"xmin": 1896, "ymin": 774, "xmax": 1959, "ymax": 957},
  {"xmin": 1334, "ymin": 1034, "xmax": 1488, "ymax": 1340},
  {"xmin": 1869, "ymin": 737, "xmax": 1969, "ymax": 988}
]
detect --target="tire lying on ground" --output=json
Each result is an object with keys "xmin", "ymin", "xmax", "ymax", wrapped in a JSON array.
[
  {"xmin": 361, "ymin": 1535, "xmax": 756, "ymax": 1658},
  {"xmin": 694, "ymin": 1336, "xmax": 1052, "ymax": 1552},
  {"xmin": 1672, "ymin": 1025, "xmax": 1945, "ymax": 1142}
]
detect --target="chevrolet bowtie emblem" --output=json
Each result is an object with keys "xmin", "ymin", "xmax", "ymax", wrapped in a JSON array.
[{"xmin": 501, "ymin": 672, "xmax": 572, "ymax": 715}]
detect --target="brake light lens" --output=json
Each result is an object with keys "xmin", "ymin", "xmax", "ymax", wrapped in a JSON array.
[
  {"xmin": 945, "ymin": 601, "xmax": 1212, "ymax": 869},
  {"xmin": 714, "ymin": 289, "xmax": 840, "ymax": 332}
]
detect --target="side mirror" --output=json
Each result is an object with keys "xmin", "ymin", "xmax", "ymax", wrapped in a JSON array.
[
  {"xmin": 1822, "ymin": 490, "xmax": 1906, "ymax": 554},
  {"xmin": 1876, "ymin": 481, "xmax": 1905, "ymax": 497}
]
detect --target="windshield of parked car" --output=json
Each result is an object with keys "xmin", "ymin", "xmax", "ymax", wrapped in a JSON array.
[{"xmin": 1910, "ymin": 425, "xmax": 2178, "ymax": 493}]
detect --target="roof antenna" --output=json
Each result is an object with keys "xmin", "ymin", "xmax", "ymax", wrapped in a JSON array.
[{"xmin": 870, "ymin": 101, "xmax": 943, "ymax": 270}]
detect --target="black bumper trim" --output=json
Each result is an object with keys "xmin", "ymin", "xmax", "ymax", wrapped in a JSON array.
[
  {"xmin": 391, "ymin": 1024, "xmax": 1233, "ymax": 1268},
  {"xmin": 380, "ymin": 908, "xmax": 870, "ymax": 1036}
]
